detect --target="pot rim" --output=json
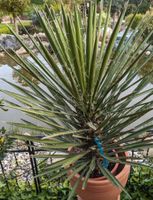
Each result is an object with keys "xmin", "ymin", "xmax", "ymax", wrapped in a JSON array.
[{"xmin": 69, "ymin": 152, "xmax": 130, "ymax": 185}]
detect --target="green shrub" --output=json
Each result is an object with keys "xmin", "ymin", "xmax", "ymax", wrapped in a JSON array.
[
  {"xmin": 0, "ymin": 24, "xmax": 12, "ymax": 34},
  {"xmin": 126, "ymin": 10, "xmax": 153, "ymax": 43},
  {"xmin": 139, "ymin": 57, "xmax": 153, "ymax": 81},
  {"xmin": 0, "ymin": 179, "xmax": 76, "ymax": 200},
  {"xmin": 142, "ymin": 9, "xmax": 153, "ymax": 43},
  {"xmin": 0, "ymin": 21, "xmax": 33, "ymax": 35},
  {"xmin": 121, "ymin": 165, "xmax": 153, "ymax": 200},
  {"xmin": 0, "ymin": 131, "xmax": 14, "ymax": 162},
  {"xmin": 31, "ymin": 0, "xmax": 44, "ymax": 4},
  {"xmin": 125, "ymin": 13, "xmax": 144, "ymax": 29}
]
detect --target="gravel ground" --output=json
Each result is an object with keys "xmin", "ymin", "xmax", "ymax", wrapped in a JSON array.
[{"xmin": 0, "ymin": 140, "xmax": 53, "ymax": 182}]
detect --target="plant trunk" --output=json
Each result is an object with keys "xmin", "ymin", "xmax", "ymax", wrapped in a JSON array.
[{"xmin": 13, "ymin": 15, "xmax": 18, "ymax": 34}]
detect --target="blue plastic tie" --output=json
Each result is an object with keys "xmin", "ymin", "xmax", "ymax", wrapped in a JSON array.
[{"xmin": 94, "ymin": 137, "xmax": 109, "ymax": 168}]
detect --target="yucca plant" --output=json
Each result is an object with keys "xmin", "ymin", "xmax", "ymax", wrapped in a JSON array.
[{"xmin": 1, "ymin": 0, "xmax": 153, "ymax": 199}]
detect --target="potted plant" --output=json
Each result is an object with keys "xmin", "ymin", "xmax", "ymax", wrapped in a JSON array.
[{"xmin": 2, "ymin": 1, "xmax": 153, "ymax": 199}]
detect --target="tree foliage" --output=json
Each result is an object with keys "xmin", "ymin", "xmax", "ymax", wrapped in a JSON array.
[
  {"xmin": 45, "ymin": 0, "xmax": 84, "ymax": 12},
  {"xmin": 104, "ymin": 0, "xmax": 124, "ymax": 14},
  {"xmin": 31, "ymin": 0, "xmax": 44, "ymax": 4},
  {"xmin": 104, "ymin": 0, "xmax": 152, "ymax": 15},
  {"xmin": 0, "ymin": 0, "xmax": 30, "ymax": 17},
  {"xmin": 129, "ymin": 0, "xmax": 152, "ymax": 14},
  {"xmin": 143, "ymin": 8, "xmax": 153, "ymax": 43},
  {"xmin": 0, "ymin": 0, "xmax": 30, "ymax": 33},
  {"xmin": 126, "ymin": 8, "xmax": 153, "ymax": 43}
]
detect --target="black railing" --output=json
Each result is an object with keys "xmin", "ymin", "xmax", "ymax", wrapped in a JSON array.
[{"xmin": 0, "ymin": 139, "xmax": 51, "ymax": 195}]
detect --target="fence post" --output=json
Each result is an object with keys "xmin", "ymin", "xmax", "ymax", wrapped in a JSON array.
[{"xmin": 26, "ymin": 140, "xmax": 41, "ymax": 194}]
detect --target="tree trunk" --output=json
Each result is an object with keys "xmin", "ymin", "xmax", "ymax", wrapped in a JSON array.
[
  {"xmin": 13, "ymin": 15, "xmax": 18, "ymax": 34},
  {"xmin": 97, "ymin": 0, "xmax": 103, "ymax": 13},
  {"xmin": 112, "ymin": 12, "xmax": 118, "ymax": 29},
  {"xmin": 65, "ymin": 0, "xmax": 72, "ymax": 10},
  {"xmin": 10, "ymin": 17, "xmax": 13, "ymax": 24}
]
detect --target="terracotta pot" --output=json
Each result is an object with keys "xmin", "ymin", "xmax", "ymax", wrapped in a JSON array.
[{"xmin": 69, "ymin": 152, "xmax": 130, "ymax": 200}]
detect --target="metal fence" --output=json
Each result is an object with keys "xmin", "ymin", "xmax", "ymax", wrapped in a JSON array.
[{"xmin": 0, "ymin": 138, "xmax": 51, "ymax": 195}]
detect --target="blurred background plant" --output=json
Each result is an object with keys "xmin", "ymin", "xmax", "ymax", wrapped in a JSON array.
[
  {"xmin": 143, "ymin": 8, "xmax": 153, "ymax": 43},
  {"xmin": 0, "ymin": 11, "xmax": 4, "ymax": 23},
  {"xmin": 125, "ymin": 8, "xmax": 153, "ymax": 43},
  {"xmin": 0, "ymin": 99, "xmax": 13, "ymax": 162},
  {"xmin": 45, "ymin": 0, "xmax": 84, "ymax": 13},
  {"xmin": 0, "ymin": 0, "xmax": 153, "ymax": 35},
  {"xmin": 121, "ymin": 163, "xmax": 153, "ymax": 200},
  {"xmin": 127, "ymin": 0, "xmax": 152, "ymax": 15},
  {"xmin": 0, "ymin": 128, "xmax": 13, "ymax": 162},
  {"xmin": 0, "ymin": 0, "xmax": 31, "ymax": 33},
  {"xmin": 125, "ymin": 13, "xmax": 143, "ymax": 29}
]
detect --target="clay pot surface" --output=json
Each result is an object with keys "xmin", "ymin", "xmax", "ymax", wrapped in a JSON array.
[{"xmin": 70, "ymin": 152, "xmax": 130, "ymax": 200}]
